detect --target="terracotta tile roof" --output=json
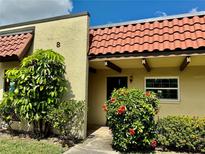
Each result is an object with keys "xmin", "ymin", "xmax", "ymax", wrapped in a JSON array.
[
  {"xmin": 89, "ymin": 13, "xmax": 205, "ymax": 57},
  {"xmin": 0, "ymin": 32, "xmax": 33, "ymax": 61}
]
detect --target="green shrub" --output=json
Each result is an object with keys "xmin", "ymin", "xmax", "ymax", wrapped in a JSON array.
[
  {"xmin": 157, "ymin": 116, "xmax": 205, "ymax": 153},
  {"xmin": 0, "ymin": 92, "xmax": 15, "ymax": 129},
  {"xmin": 0, "ymin": 49, "xmax": 86, "ymax": 141},
  {"xmin": 49, "ymin": 100, "xmax": 85, "ymax": 139},
  {"xmin": 104, "ymin": 88, "xmax": 159, "ymax": 152},
  {"xmin": 1, "ymin": 49, "xmax": 67, "ymax": 136}
]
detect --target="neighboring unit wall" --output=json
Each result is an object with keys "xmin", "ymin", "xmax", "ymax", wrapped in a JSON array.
[
  {"xmin": 0, "ymin": 14, "xmax": 89, "ymax": 138},
  {"xmin": 88, "ymin": 66, "xmax": 205, "ymax": 126}
]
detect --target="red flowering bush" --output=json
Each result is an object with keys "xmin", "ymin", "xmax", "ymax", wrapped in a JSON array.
[{"xmin": 105, "ymin": 88, "xmax": 159, "ymax": 151}]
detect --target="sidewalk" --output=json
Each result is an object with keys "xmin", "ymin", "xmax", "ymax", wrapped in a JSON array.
[
  {"xmin": 64, "ymin": 127, "xmax": 118, "ymax": 154},
  {"xmin": 64, "ymin": 127, "xmax": 185, "ymax": 154}
]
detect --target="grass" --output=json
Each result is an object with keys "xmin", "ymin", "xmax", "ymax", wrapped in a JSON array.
[{"xmin": 0, "ymin": 136, "xmax": 65, "ymax": 154}]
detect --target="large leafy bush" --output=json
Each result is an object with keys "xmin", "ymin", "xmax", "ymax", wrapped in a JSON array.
[
  {"xmin": 157, "ymin": 116, "xmax": 205, "ymax": 153},
  {"xmin": 0, "ymin": 50, "xmax": 64, "ymax": 134},
  {"xmin": 4, "ymin": 49, "xmax": 67, "ymax": 136},
  {"xmin": 0, "ymin": 49, "xmax": 85, "ymax": 139},
  {"xmin": 104, "ymin": 88, "xmax": 159, "ymax": 152}
]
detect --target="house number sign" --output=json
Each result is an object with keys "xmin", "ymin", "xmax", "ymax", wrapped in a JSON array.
[{"xmin": 56, "ymin": 42, "xmax": 61, "ymax": 48}]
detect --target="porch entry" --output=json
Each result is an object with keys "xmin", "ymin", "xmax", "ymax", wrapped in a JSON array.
[{"xmin": 107, "ymin": 77, "xmax": 128, "ymax": 100}]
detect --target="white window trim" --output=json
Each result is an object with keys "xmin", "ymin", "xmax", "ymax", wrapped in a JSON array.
[{"xmin": 144, "ymin": 76, "xmax": 180, "ymax": 103}]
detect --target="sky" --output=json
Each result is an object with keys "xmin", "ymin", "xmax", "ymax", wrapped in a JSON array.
[
  {"xmin": 0, "ymin": 0, "xmax": 73, "ymax": 25},
  {"xmin": 0, "ymin": 0, "xmax": 205, "ymax": 26},
  {"xmin": 72, "ymin": 0, "xmax": 205, "ymax": 26}
]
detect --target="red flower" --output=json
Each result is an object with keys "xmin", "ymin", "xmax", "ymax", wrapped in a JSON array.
[
  {"xmin": 129, "ymin": 128, "xmax": 135, "ymax": 136},
  {"xmin": 146, "ymin": 91, "xmax": 151, "ymax": 97},
  {"xmin": 102, "ymin": 104, "xmax": 108, "ymax": 112},
  {"xmin": 110, "ymin": 97, "xmax": 116, "ymax": 103},
  {"xmin": 117, "ymin": 105, "xmax": 126, "ymax": 114},
  {"xmin": 150, "ymin": 140, "xmax": 157, "ymax": 148}
]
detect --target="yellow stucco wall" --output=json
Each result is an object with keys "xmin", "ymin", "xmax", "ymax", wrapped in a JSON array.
[
  {"xmin": 0, "ymin": 14, "xmax": 89, "ymax": 137},
  {"xmin": 88, "ymin": 66, "xmax": 205, "ymax": 126}
]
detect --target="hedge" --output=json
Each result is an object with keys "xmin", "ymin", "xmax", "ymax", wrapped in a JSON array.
[{"xmin": 157, "ymin": 116, "xmax": 205, "ymax": 153}]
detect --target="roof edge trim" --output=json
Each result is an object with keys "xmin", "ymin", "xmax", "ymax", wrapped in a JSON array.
[
  {"xmin": 88, "ymin": 49, "xmax": 205, "ymax": 60},
  {"xmin": 91, "ymin": 11, "xmax": 205, "ymax": 29},
  {"xmin": 0, "ymin": 26, "xmax": 35, "ymax": 36}
]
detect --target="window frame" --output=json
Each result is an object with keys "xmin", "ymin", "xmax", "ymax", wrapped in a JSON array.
[{"xmin": 144, "ymin": 76, "xmax": 180, "ymax": 102}]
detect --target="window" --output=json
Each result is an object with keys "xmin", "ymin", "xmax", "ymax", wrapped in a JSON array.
[{"xmin": 145, "ymin": 77, "xmax": 179, "ymax": 101}]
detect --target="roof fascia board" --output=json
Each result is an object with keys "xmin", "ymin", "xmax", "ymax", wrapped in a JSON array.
[{"xmin": 88, "ymin": 49, "xmax": 205, "ymax": 61}]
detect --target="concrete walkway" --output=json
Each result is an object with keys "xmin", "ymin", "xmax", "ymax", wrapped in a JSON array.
[
  {"xmin": 64, "ymin": 127, "xmax": 184, "ymax": 154},
  {"xmin": 64, "ymin": 127, "xmax": 118, "ymax": 154}
]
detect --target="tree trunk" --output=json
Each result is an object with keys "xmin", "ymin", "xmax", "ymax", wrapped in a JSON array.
[
  {"xmin": 44, "ymin": 121, "xmax": 51, "ymax": 137},
  {"xmin": 33, "ymin": 121, "xmax": 38, "ymax": 135},
  {"xmin": 39, "ymin": 119, "xmax": 43, "ymax": 137}
]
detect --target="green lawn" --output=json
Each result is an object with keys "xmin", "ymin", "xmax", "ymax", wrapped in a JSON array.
[{"xmin": 0, "ymin": 137, "xmax": 65, "ymax": 154}]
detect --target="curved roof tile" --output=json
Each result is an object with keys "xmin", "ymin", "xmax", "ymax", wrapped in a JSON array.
[
  {"xmin": 89, "ymin": 13, "xmax": 205, "ymax": 56},
  {"xmin": 0, "ymin": 32, "xmax": 33, "ymax": 61}
]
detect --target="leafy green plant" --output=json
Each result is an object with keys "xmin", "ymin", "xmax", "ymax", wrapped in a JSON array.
[
  {"xmin": 0, "ymin": 92, "xmax": 16, "ymax": 129},
  {"xmin": 104, "ymin": 88, "xmax": 159, "ymax": 152},
  {"xmin": 49, "ymin": 100, "xmax": 85, "ymax": 140},
  {"xmin": 157, "ymin": 116, "xmax": 205, "ymax": 153},
  {"xmin": 3, "ymin": 49, "xmax": 67, "ymax": 137}
]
